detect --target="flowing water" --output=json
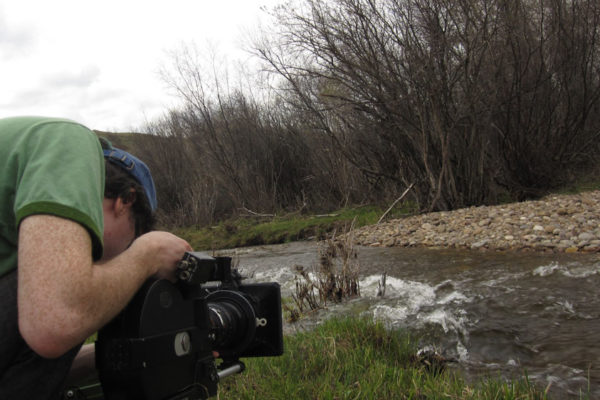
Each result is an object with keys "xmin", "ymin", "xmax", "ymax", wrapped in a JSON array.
[{"xmin": 220, "ymin": 241, "xmax": 600, "ymax": 399}]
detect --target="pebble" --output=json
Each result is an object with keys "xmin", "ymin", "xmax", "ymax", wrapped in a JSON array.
[{"xmin": 352, "ymin": 191, "xmax": 600, "ymax": 253}]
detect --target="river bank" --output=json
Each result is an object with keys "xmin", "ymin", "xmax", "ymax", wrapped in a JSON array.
[{"xmin": 352, "ymin": 190, "xmax": 600, "ymax": 253}]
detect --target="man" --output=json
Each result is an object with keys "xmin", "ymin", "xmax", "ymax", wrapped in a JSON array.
[{"xmin": 0, "ymin": 116, "xmax": 192, "ymax": 399}]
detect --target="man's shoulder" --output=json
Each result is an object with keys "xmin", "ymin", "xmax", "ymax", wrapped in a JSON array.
[
  {"xmin": 0, "ymin": 116, "xmax": 100, "ymax": 154},
  {"xmin": 0, "ymin": 116, "xmax": 93, "ymax": 134}
]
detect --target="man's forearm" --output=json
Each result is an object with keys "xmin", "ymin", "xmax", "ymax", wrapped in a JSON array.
[{"xmin": 17, "ymin": 215, "xmax": 153, "ymax": 358}]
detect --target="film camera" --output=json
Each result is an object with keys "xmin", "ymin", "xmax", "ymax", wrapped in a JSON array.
[{"xmin": 69, "ymin": 252, "xmax": 283, "ymax": 399}]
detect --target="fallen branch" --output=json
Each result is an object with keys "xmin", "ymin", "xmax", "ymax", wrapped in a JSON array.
[
  {"xmin": 377, "ymin": 183, "xmax": 414, "ymax": 224},
  {"xmin": 238, "ymin": 207, "xmax": 275, "ymax": 218}
]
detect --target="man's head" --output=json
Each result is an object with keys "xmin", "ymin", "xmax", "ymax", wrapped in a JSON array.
[{"xmin": 99, "ymin": 139, "xmax": 157, "ymax": 260}]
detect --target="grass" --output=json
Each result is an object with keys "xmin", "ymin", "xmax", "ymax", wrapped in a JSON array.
[
  {"xmin": 553, "ymin": 173, "xmax": 600, "ymax": 195},
  {"xmin": 173, "ymin": 205, "xmax": 414, "ymax": 251},
  {"xmin": 218, "ymin": 316, "xmax": 549, "ymax": 400}
]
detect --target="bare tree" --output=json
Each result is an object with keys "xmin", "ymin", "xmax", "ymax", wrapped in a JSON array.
[
  {"xmin": 138, "ymin": 0, "xmax": 600, "ymax": 226},
  {"xmin": 147, "ymin": 43, "xmax": 368, "ymax": 226},
  {"xmin": 254, "ymin": 0, "xmax": 600, "ymax": 210}
]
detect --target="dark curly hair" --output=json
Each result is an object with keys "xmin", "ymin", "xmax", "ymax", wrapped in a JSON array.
[{"xmin": 99, "ymin": 138, "xmax": 155, "ymax": 236}]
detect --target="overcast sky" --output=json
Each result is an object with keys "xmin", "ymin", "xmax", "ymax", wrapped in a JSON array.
[{"xmin": 0, "ymin": 0, "xmax": 279, "ymax": 131}]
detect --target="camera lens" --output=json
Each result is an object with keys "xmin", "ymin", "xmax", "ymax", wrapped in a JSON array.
[
  {"xmin": 206, "ymin": 290, "xmax": 257, "ymax": 356},
  {"xmin": 208, "ymin": 301, "xmax": 246, "ymax": 347}
]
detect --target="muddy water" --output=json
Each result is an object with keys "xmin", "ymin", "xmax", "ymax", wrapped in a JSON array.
[{"xmin": 219, "ymin": 241, "xmax": 600, "ymax": 399}]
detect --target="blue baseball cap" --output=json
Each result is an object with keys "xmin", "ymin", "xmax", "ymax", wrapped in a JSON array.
[{"xmin": 103, "ymin": 147, "xmax": 158, "ymax": 212}]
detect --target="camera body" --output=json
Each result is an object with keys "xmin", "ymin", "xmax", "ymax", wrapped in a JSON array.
[{"xmin": 95, "ymin": 252, "xmax": 283, "ymax": 400}]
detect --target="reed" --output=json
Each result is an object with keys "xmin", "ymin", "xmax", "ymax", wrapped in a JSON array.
[{"xmin": 285, "ymin": 221, "xmax": 361, "ymax": 322}]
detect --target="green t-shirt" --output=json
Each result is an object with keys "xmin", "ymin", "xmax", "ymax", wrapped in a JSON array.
[{"xmin": 0, "ymin": 116, "xmax": 105, "ymax": 278}]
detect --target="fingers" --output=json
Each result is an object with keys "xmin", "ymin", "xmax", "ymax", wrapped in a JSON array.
[{"xmin": 129, "ymin": 231, "xmax": 193, "ymax": 280}]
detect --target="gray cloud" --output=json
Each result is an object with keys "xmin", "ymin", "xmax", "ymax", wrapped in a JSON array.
[
  {"xmin": 0, "ymin": 8, "xmax": 37, "ymax": 60},
  {"xmin": 41, "ymin": 65, "xmax": 101, "ymax": 88},
  {"xmin": 3, "ymin": 65, "xmax": 101, "ymax": 108}
]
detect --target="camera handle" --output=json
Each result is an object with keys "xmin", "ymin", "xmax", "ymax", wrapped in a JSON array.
[{"xmin": 218, "ymin": 360, "xmax": 246, "ymax": 379}]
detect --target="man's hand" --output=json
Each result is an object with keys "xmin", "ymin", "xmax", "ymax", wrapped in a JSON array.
[{"xmin": 127, "ymin": 231, "xmax": 192, "ymax": 281}]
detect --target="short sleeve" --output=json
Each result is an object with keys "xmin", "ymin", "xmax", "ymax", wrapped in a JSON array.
[{"xmin": 12, "ymin": 119, "xmax": 105, "ymax": 260}]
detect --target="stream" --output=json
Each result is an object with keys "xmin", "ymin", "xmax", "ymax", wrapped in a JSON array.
[{"xmin": 219, "ymin": 241, "xmax": 600, "ymax": 399}]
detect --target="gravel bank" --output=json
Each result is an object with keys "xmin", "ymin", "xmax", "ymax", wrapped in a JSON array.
[{"xmin": 353, "ymin": 191, "xmax": 600, "ymax": 253}]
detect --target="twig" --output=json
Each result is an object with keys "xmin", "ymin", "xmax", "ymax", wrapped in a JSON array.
[
  {"xmin": 377, "ymin": 183, "xmax": 414, "ymax": 224},
  {"xmin": 238, "ymin": 207, "xmax": 275, "ymax": 217}
]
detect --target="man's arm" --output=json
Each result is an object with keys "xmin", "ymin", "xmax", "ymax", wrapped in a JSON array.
[{"xmin": 17, "ymin": 214, "xmax": 191, "ymax": 358}]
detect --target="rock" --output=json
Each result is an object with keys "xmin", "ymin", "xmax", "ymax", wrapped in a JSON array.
[
  {"xmin": 583, "ymin": 245, "xmax": 600, "ymax": 252},
  {"xmin": 559, "ymin": 240, "xmax": 575, "ymax": 248},
  {"xmin": 382, "ymin": 238, "xmax": 396, "ymax": 247},
  {"xmin": 578, "ymin": 232, "xmax": 595, "ymax": 241},
  {"xmin": 478, "ymin": 218, "xmax": 491, "ymax": 226},
  {"xmin": 471, "ymin": 240, "xmax": 489, "ymax": 249}
]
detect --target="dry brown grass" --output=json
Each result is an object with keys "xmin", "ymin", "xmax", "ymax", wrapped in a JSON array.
[{"xmin": 285, "ymin": 221, "xmax": 361, "ymax": 322}]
